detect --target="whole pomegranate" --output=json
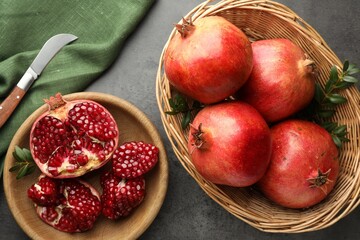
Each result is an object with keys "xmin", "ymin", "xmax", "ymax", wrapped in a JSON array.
[
  {"xmin": 258, "ymin": 119, "xmax": 339, "ymax": 209},
  {"xmin": 28, "ymin": 174, "xmax": 101, "ymax": 232},
  {"xmin": 30, "ymin": 93, "xmax": 118, "ymax": 178},
  {"xmin": 164, "ymin": 16, "xmax": 253, "ymax": 104},
  {"xmin": 237, "ymin": 38, "xmax": 316, "ymax": 122},
  {"xmin": 188, "ymin": 101, "xmax": 272, "ymax": 187}
]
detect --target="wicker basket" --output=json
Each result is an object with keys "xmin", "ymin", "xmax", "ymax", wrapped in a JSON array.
[{"xmin": 156, "ymin": 0, "xmax": 360, "ymax": 233}]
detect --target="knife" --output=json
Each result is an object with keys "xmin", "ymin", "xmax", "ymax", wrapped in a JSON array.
[{"xmin": 0, "ymin": 33, "xmax": 78, "ymax": 128}]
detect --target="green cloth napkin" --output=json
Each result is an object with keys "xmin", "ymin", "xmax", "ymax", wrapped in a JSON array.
[{"xmin": 0, "ymin": 0, "xmax": 155, "ymax": 175}]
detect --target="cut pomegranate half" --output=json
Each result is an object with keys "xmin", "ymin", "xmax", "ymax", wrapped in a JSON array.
[{"xmin": 30, "ymin": 93, "xmax": 119, "ymax": 178}]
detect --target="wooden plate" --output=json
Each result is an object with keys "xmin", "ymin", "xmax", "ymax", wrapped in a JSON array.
[{"xmin": 3, "ymin": 92, "xmax": 169, "ymax": 240}]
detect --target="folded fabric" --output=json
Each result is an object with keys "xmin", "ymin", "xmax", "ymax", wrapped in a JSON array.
[{"xmin": 0, "ymin": 0, "xmax": 156, "ymax": 175}]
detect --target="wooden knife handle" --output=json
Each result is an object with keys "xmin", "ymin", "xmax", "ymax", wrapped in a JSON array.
[{"xmin": 0, "ymin": 86, "xmax": 26, "ymax": 128}]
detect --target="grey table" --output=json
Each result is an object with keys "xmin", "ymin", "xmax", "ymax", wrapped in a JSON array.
[{"xmin": 1, "ymin": 0, "xmax": 359, "ymax": 239}]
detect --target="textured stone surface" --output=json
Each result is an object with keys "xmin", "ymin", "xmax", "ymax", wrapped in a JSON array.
[{"xmin": 1, "ymin": 0, "xmax": 360, "ymax": 239}]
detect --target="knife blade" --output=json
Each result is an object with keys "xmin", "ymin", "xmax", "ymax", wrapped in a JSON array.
[{"xmin": 0, "ymin": 33, "xmax": 78, "ymax": 128}]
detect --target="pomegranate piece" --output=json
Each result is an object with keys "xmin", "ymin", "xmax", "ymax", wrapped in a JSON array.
[
  {"xmin": 28, "ymin": 175, "xmax": 102, "ymax": 232},
  {"xmin": 112, "ymin": 141, "xmax": 159, "ymax": 179},
  {"xmin": 100, "ymin": 171, "xmax": 145, "ymax": 220},
  {"xmin": 27, "ymin": 175, "xmax": 61, "ymax": 206},
  {"xmin": 30, "ymin": 93, "xmax": 119, "ymax": 178}
]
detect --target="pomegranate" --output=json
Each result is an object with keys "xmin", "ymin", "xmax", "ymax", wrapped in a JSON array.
[
  {"xmin": 258, "ymin": 119, "xmax": 339, "ymax": 209},
  {"xmin": 30, "ymin": 93, "xmax": 119, "ymax": 178},
  {"xmin": 100, "ymin": 171, "xmax": 145, "ymax": 219},
  {"xmin": 28, "ymin": 175, "xmax": 60, "ymax": 206},
  {"xmin": 28, "ymin": 174, "xmax": 101, "ymax": 232},
  {"xmin": 237, "ymin": 38, "xmax": 316, "ymax": 122},
  {"xmin": 112, "ymin": 141, "xmax": 159, "ymax": 179},
  {"xmin": 188, "ymin": 101, "xmax": 272, "ymax": 187},
  {"xmin": 164, "ymin": 16, "xmax": 253, "ymax": 104}
]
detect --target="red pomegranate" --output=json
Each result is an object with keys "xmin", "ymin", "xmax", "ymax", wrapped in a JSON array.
[
  {"xmin": 258, "ymin": 119, "xmax": 339, "ymax": 209},
  {"xmin": 30, "ymin": 93, "xmax": 119, "ymax": 178},
  {"xmin": 112, "ymin": 141, "xmax": 159, "ymax": 179},
  {"xmin": 28, "ymin": 174, "xmax": 101, "ymax": 232},
  {"xmin": 100, "ymin": 171, "xmax": 145, "ymax": 220},
  {"xmin": 237, "ymin": 38, "xmax": 316, "ymax": 122},
  {"xmin": 164, "ymin": 16, "xmax": 253, "ymax": 104},
  {"xmin": 188, "ymin": 101, "xmax": 272, "ymax": 187}
]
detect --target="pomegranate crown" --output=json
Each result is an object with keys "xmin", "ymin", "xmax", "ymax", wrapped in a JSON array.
[
  {"xmin": 189, "ymin": 123, "xmax": 206, "ymax": 154},
  {"xmin": 44, "ymin": 93, "xmax": 67, "ymax": 110},
  {"xmin": 307, "ymin": 168, "xmax": 332, "ymax": 194},
  {"xmin": 175, "ymin": 17, "xmax": 195, "ymax": 38},
  {"xmin": 303, "ymin": 54, "xmax": 316, "ymax": 76}
]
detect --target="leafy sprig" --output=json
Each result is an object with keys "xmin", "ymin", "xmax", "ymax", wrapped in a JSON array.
[
  {"xmin": 321, "ymin": 122, "xmax": 350, "ymax": 148},
  {"xmin": 165, "ymin": 94, "xmax": 204, "ymax": 129},
  {"xmin": 9, "ymin": 146, "xmax": 36, "ymax": 179},
  {"xmin": 314, "ymin": 61, "xmax": 359, "ymax": 119},
  {"xmin": 301, "ymin": 60, "xmax": 359, "ymax": 148}
]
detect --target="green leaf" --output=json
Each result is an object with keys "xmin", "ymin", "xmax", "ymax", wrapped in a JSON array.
[
  {"xmin": 333, "ymin": 125, "xmax": 347, "ymax": 135},
  {"xmin": 23, "ymin": 148, "xmax": 32, "ymax": 161},
  {"xmin": 322, "ymin": 122, "xmax": 338, "ymax": 132},
  {"xmin": 332, "ymin": 135, "xmax": 342, "ymax": 148},
  {"xmin": 347, "ymin": 64, "xmax": 360, "ymax": 75},
  {"xmin": 318, "ymin": 109, "xmax": 335, "ymax": 118},
  {"xmin": 343, "ymin": 75, "xmax": 358, "ymax": 83},
  {"xmin": 340, "ymin": 137, "xmax": 350, "ymax": 142},
  {"xmin": 181, "ymin": 111, "xmax": 191, "ymax": 129},
  {"xmin": 343, "ymin": 60, "xmax": 350, "ymax": 72},
  {"xmin": 16, "ymin": 165, "xmax": 29, "ymax": 179},
  {"xmin": 14, "ymin": 146, "xmax": 27, "ymax": 162},
  {"xmin": 26, "ymin": 165, "xmax": 36, "ymax": 175},
  {"xmin": 321, "ymin": 102, "xmax": 337, "ymax": 108},
  {"xmin": 324, "ymin": 80, "xmax": 332, "ymax": 93},
  {"xmin": 329, "ymin": 66, "xmax": 339, "ymax": 85},
  {"xmin": 166, "ymin": 94, "xmax": 204, "ymax": 129},
  {"xmin": 336, "ymin": 131, "xmax": 348, "ymax": 138},
  {"xmin": 314, "ymin": 83, "xmax": 325, "ymax": 103},
  {"xmin": 168, "ymin": 98, "xmax": 175, "ymax": 109},
  {"xmin": 9, "ymin": 164, "xmax": 21, "ymax": 172},
  {"xmin": 335, "ymin": 81, "xmax": 352, "ymax": 90},
  {"xmin": 10, "ymin": 146, "xmax": 36, "ymax": 179},
  {"xmin": 328, "ymin": 94, "xmax": 347, "ymax": 104}
]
